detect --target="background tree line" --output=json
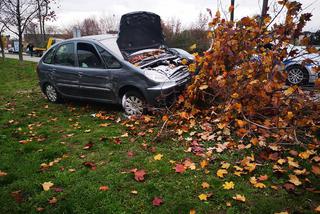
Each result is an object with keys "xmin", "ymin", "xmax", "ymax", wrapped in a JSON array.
[
  {"xmin": 60, "ymin": 12, "xmax": 211, "ymax": 53},
  {"xmin": 22, "ymin": 11, "xmax": 211, "ymax": 53}
]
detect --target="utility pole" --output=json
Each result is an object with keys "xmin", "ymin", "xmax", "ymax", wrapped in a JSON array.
[
  {"xmin": 230, "ymin": 0, "xmax": 235, "ymax": 21},
  {"xmin": 260, "ymin": 0, "xmax": 269, "ymax": 26}
]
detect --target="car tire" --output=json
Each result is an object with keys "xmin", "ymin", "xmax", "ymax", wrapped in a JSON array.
[
  {"xmin": 121, "ymin": 90, "xmax": 146, "ymax": 115},
  {"xmin": 286, "ymin": 65, "xmax": 309, "ymax": 86},
  {"xmin": 44, "ymin": 83, "xmax": 61, "ymax": 103}
]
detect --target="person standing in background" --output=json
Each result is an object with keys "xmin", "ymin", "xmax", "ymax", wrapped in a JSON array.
[{"xmin": 29, "ymin": 43, "xmax": 34, "ymax": 57}]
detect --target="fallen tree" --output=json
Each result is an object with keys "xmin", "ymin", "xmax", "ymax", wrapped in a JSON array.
[{"xmin": 172, "ymin": 0, "xmax": 320, "ymax": 145}]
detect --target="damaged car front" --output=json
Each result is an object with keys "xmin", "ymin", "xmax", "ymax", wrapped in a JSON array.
[{"xmin": 115, "ymin": 11, "xmax": 192, "ymax": 113}]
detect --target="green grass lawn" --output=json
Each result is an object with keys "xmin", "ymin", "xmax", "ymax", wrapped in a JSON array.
[{"xmin": 0, "ymin": 58, "xmax": 319, "ymax": 213}]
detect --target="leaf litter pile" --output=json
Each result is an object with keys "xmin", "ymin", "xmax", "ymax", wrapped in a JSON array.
[{"xmin": 118, "ymin": 111, "xmax": 320, "ymax": 212}]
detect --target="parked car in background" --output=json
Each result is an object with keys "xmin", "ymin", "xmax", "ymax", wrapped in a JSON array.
[
  {"xmin": 8, "ymin": 40, "xmax": 20, "ymax": 53},
  {"xmin": 284, "ymin": 45, "xmax": 320, "ymax": 85},
  {"xmin": 37, "ymin": 11, "xmax": 192, "ymax": 115}
]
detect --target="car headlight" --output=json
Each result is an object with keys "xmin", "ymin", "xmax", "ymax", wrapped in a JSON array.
[{"xmin": 144, "ymin": 70, "xmax": 170, "ymax": 82}]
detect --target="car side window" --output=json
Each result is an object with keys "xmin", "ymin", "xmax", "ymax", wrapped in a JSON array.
[
  {"xmin": 77, "ymin": 43, "xmax": 104, "ymax": 69},
  {"xmin": 43, "ymin": 48, "xmax": 55, "ymax": 64},
  {"xmin": 96, "ymin": 45, "xmax": 121, "ymax": 69},
  {"xmin": 54, "ymin": 43, "xmax": 75, "ymax": 66}
]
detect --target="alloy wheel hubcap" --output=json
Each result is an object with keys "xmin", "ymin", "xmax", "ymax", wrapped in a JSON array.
[
  {"xmin": 288, "ymin": 68, "xmax": 304, "ymax": 84},
  {"xmin": 46, "ymin": 85, "xmax": 57, "ymax": 102},
  {"xmin": 122, "ymin": 95, "xmax": 143, "ymax": 115}
]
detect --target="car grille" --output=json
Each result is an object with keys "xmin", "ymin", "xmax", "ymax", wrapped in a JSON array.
[{"xmin": 170, "ymin": 68, "xmax": 191, "ymax": 86}]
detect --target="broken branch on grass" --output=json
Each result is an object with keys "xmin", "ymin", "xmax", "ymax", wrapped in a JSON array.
[{"xmin": 241, "ymin": 112, "xmax": 291, "ymax": 130}]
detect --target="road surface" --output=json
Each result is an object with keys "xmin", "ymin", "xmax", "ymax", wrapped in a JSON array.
[{"xmin": 5, "ymin": 53, "xmax": 40, "ymax": 63}]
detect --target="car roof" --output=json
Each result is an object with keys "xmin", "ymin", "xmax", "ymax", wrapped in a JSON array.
[
  {"xmin": 58, "ymin": 34, "xmax": 124, "ymax": 60},
  {"xmin": 81, "ymin": 34, "xmax": 118, "ymax": 41},
  {"xmin": 65, "ymin": 34, "xmax": 117, "ymax": 42}
]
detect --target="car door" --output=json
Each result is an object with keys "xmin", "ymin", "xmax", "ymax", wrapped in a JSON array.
[
  {"xmin": 51, "ymin": 42, "xmax": 80, "ymax": 96},
  {"xmin": 76, "ymin": 42, "xmax": 121, "ymax": 102}
]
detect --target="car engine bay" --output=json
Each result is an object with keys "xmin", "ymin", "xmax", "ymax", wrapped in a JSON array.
[{"xmin": 128, "ymin": 49, "xmax": 189, "ymax": 79}]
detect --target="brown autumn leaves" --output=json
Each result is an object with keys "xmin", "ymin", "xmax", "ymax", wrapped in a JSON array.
[{"xmin": 174, "ymin": 0, "xmax": 320, "ymax": 148}]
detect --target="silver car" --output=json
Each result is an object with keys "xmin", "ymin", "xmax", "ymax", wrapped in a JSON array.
[
  {"xmin": 36, "ymin": 12, "xmax": 192, "ymax": 115},
  {"xmin": 284, "ymin": 45, "xmax": 320, "ymax": 85}
]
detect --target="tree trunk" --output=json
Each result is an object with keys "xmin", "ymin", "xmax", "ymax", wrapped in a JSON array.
[
  {"xmin": 37, "ymin": 0, "xmax": 45, "ymax": 44},
  {"xmin": 260, "ymin": 0, "xmax": 269, "ymax": 26},
  {"xmin": 230, "ymin": 0, "xmax": 235, "ymax": 22},
  {"xmin": 0, "ymin": 31, "xmax": 5, "ymax": 60},
  {"xmin": 42, "ymin": 16, "xmax": 46, "ymax": 42},
  {"xmin": 16, "ymin": 0, "xmax": 23, "ymax": 62},
  {"xmin": 39, "ymin": 15, "xmax": 43, "ymax": 35},
  {"xmin": 18, "ymin": 30, "xmax": 23, "ymax": 61}
]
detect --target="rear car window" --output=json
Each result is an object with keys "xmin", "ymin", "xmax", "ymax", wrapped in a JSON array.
[{"xmin": 54, "ymin": 43, "xmax": 75, "ymax": 66}]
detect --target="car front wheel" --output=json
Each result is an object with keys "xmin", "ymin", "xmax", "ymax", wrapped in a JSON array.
[
  {"xmin": 121, "ymin": 91, "xmax": 145, "ymax": 115},
  {"xmin": 44, "ymin": 83, "xmax": 61, "ymax": 103},
  {"xmin": 286, "ymin": 65, "xmax": 309, "ymax": 85}
]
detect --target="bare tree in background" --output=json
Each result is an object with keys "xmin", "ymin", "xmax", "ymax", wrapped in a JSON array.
[
  {"xmin": 36, "ymin": 0, "xmax": 57, "ymax": 42},
  {"xmin": 162, "ymin": 13, "xmax": 209, "ymax": 52},
  {"xmin": 0, "ymin": 0, "xmax": 45, "ymax": 61},
  {"xmin": 81, "ymin": 17, "xmax": 101, "ymax": 36},
  {"xmin": 25, "ymin": 22, "xmax": 38, "ymax": 35},
  {"xmin": 192, "ymin": 12, "xmax": 209, "ymax": 30},
  {"xmin": 99, "ymin": 14, "xmax": 119, "ymax": 34},
  {"xmin": 45, "ymin": 25, "xmax": 61, "ymax": 35},
  {"xmin": 169, "ymin": 18, "xmax": 182, "ymax": 34},
  {"xmin": 62, "ymin": 25, "xmax": 77, "ymax": 38},
  {"xmin": 162, "ymin": 17, "xmax": 182, "ymax": 44}
]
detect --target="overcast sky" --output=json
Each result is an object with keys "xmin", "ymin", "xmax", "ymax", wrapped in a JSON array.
[{"xmin": 52, "ymin": 0, "xmax": 320, "ymax": 31}]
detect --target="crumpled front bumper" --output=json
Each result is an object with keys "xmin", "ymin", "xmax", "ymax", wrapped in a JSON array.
[{"xmin": 145, "ymin": 76, "xmax": 191, "ymax": 106}]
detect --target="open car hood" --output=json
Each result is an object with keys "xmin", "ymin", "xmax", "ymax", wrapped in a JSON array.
[{"xmin": 117, "ymin": 11, "xmax": 166, "ymax": 55}]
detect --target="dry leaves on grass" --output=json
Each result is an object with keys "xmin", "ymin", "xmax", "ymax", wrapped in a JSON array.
[
  {"xmin": 42, "ymin": 182, "xmax": 54, "ymax": 191},
  {"xmin": 99, "ymin": 186, "xmax": 109, "ymax": 191},
  {"xmin": 130, "ymin": 169, "xmax": 146, "ymax": 182},
  {"xmin": 223, "ymin": 181, "xmax": 235, "ymax": 190},
  {"xmin": 0, "ymin": 170, "xmax": 7, "ymax": 177},
  {"xmin": 232, "ymin": 194, "xmax": 246, "ymax": 202},
  {"xmin": 201, "ymin": 182, "xmax": 210, "ymax": 189},
  {"xmin": 175, "ymin": 164, "xmax": 186, "ymax": 173},
  {"xmin": 154, "ymin": 154, "xmax": 163, "ymax": 161},
  {"xmin": 152, "ymin": 197, "xmax": 163, "ymax": 206},
  {"xmin": 198, "ymin": 193, "xmax": 208, "ymax": 201},
  {"xmin": 217, "ymin": 169, "xmax": 228, "ymax": 178},
  {"xmin": 48, "ymin": 197, "xmax": 57, "ymax": 205}
]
